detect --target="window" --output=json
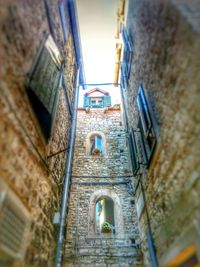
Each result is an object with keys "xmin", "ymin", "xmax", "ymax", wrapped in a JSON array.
[
  {"xmin": 91, "ymin": 99, "xmax": 97, "ymax": 105},
  {"xmin": 86, "ymin": 132, "xmax": 106, "ymax": 156},
  {"xmin": 27, "ymin": 35, "xmax": 62, "ymax": 140},
  {"xmin": 88, "ymin": 189, "xmax": 124, "ymax": 238},
  {"xmin": 90, "ymin": 98, "xmax": 104, "ymax": 108},
  {"xmin": 122, "ymin": 26, "xmax": 132, "ymax": 79},
  {"xmin": 137, "ymin": 85, "xmax": 156, "ymax": 165},
  {"xmin": 90, "ymin": 97, "xmax": 104, "ymax": 108},
  {"xmin": 128, "ymin": 129, "xmax": 140, "ymax": 174},
  {"xmin": 96, "ymin": 197, "xmax": 115, "ymax": 234},
  {"xmin": 84, "ymin": 96, "xmax": 111, "ymax": 108},
  {"xmin": 98, "ymin": 99, "xmax": 103, "ymax": 106},
  {"xmin": 90, "ymin": 135, "xmax": 103, "ymax": 156},
  {"xmin": 59, "ymin": 1, "xmax": 69, "ymax": 43}
]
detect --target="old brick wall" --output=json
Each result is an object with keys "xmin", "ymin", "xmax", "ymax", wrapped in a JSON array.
[
  {"xmin": 123, "ymin": 0, "xmax": 200, "ymax": 265},
  {"xmin": 64, "ymin": 107, "xmax": 142, "ymax": 267},
  {"xmin": 0, "ymin": 0, "xmax": 76, "ymax": 266}
]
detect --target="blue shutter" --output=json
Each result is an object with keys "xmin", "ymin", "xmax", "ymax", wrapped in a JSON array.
[
  {"xmin": 137, "ymin": 85, "xmax": 157, "ymax": 166},
  {"xmin": 120, "ymin": 63, "xmax": 127, "ymax": 89},
  {"xmin": 83, "ymin": 96, "xmax": 90, "ymax": 108},
  {"xmin": 137, "ymin": 85, "xmax": 151, "ymax": 137},
  {"xmin": 128, "ymin": 130, "xmax": 139, "ymax": 174},
  {"xmin": 103, "ymin": 96, "xmax": 111, "ymax": 107},
  {"xmin": 122, "ymin": 27, "xmax": 132, "ymax": 78}
]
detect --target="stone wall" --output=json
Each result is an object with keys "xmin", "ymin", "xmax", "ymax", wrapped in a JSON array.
[
  {"xmin": 0, "ymin": 1, "xmax": 77, "ymax": 266},
  {"xmin": 123, "ymin": 0, "xmax": 200, "ymax": 265},
  {"xmin": 64, "ymin": 107, "xmax": 142, "ymax": 266}
]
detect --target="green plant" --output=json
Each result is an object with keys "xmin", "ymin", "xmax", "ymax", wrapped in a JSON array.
[
  {"xmin": 101, "ymin": 222, "xmax": 112, "ymax": 233},
  {"xmin": 93, "ymin": 148, "xmax": 100, "ymax": 154}
]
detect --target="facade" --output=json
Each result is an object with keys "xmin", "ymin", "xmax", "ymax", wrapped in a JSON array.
[
  {"xmin": 1, "ymin": 0, "xmax": 199, "ymax": 266},
  {"xmin": 64, "ymin": 94, "xmax": 142, "ymax": 266},
  {"xmin": 0, "ymin": 0, "xmax": 84, "ymax": 266},
  {"xmin": 83, "ymin": 88, "xmax": 111, "ymax": 109},
  {"xmin": 118, "ymin": 0, "xmax": 200, "ymax": 266}
]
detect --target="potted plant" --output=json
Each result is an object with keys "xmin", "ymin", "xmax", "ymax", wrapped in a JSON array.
[
  {"xmin": 101, "ymin": 222, "xmax": 112, "ymax": 233},
  {"xmin": 92, "ymin": 148, "xmax": 100, "ymax": 156}
]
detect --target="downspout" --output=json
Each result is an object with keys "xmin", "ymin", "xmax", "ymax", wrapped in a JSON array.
[
  {"xmin": 120, "ymin": 83, "xmax": 158, "ymax": 266},
  {"xmin": 140, "ymin": 182, "xmax": 158, "ymax": 267},
  {"xmin": 54, "ymin": 64, "xmax": 81, "ymax": 267}
]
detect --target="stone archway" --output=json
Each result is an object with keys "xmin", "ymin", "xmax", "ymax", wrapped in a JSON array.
[{"xmin": 88, "ymin": 189, "xmax": 124, "ymax": 238}]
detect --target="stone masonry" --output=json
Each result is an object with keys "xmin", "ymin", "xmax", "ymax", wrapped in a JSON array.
[
  {"xmin": 64, "ymin": 106, "xmax": 143, "ymax": 267},
  {"xmin": 0, "ymin": 1, "xmax": 78, "ymax": 266},
  {"xmin": 122, "ymin": 0, "xmax": 200, "ymax": 265}
]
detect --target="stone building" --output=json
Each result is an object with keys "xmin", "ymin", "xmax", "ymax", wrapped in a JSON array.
[
  {"xmin": 117, "ymin": 0, "xmax": 200, "ymax": 266},
  {"xmin": 64, "ymin": 88, "xmax": 142, "ymax": 266},
  {"xmin": 0, "ymin": 0, "xmax": 84, "ymax": 266},
  {"xmin": 1, "ymin": 0, "xmax": 200, "ymax": 266}
]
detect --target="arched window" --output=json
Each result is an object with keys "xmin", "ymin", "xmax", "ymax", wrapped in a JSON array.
[
  {"xmin": 96, "ymin": 197, "xmax": 115, "ymax": 234},
  {"xmin": 90, "ymin": 134, "xmax": 103, "ymax": 156},
  {"xmin": 88, "ymin": 189, "xmax": 124, "ymax": 237},
  {"xmin": 86, "ymin": 132, "xmax": 106, "ymax": 156}
]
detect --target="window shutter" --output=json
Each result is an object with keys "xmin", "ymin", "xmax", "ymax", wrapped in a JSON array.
[
  {"xmin": 28, "ymin": 38, "xmax": 62, "ymax": 140},
  {"xmin": 137, "ymin": 119, "xmax": 148, "ymax": 164},
  {"xmin": 128, "ymin": 130, "xmax": 139, "ymax": 175},
  {"xmin": 137, "ymin": 85, "xmax": 152, "ymax": 137},
  {"xmin": 120, "ymin": 63, "xmax": 127, "ymax": 89},
  {"xmin": 103, "ymin": 96, "xmax": 111, "ymax": 107},
  {"xmin": 122, "ymin": 27, "xmax": 132, "ymax": 78},
  {"xmin": 29, "ymin": 47, "xmax": 61, "ymax": 115},
  {"xmin": 136, "ymin": 86, "xmax": 157, "ymax": 166},
  {"xmin": 122, "ymin": 27, "xmax": 132, "ymax": 52},
  {"xmin": 83, "ymin": 96, "xmax": 90, "ymax": 107}
]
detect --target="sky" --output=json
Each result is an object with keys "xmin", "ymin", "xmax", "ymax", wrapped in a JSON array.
[{"xmin": 76, "ymin": 0, "xmax": 121, "ymax": 106}]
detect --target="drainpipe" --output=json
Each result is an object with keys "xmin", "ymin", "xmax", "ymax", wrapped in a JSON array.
[
  {"xmin": 54, "ymin": 64, "xmax": 81, "ymax": 267},
  {"xmin": 120, "ymin": 83, "xmax": 158, "ymax": 266}
]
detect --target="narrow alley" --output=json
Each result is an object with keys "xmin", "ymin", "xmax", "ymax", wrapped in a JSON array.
[{"xmin": 0, "ymin": 1, "xmax": 200, "ymax": 267}]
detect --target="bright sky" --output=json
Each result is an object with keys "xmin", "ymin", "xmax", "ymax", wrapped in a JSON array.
[{"xmin": 76, "ymin": 0, "xmax": 121, "ymax": 106}]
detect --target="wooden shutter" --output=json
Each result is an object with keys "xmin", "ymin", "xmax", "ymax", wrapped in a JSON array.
[
  {"xmin": 137, "ymin": 85, "xmax": 152, "ymax": 137},
  {"xmin": 120, "ymin": 63, "xmax": 127, "ymax": 89},
  {"xmin": 128, "ymin": 130, "xmax": 139, "ymax": 175},
  {"xmin": 103, "ymin": 96, "xmax": 111, "ymax": 107},
  {"xmin": 28, "ymin": 39, "xmax": 62, "ymax": 140},
  {"xmin": 122, "ymin": 27, "xmax": 132, "ymax": 78},
  {"xmin": 137, "ymin": 86, "xmax": 157, "ymax": 165},
  {"xmin": 83, "ymin": 96, "xmax": 90, "ymax": 107},
  {"xmin": 137, "ymin": 119, "xmax": 148, "ymax": 164}
]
